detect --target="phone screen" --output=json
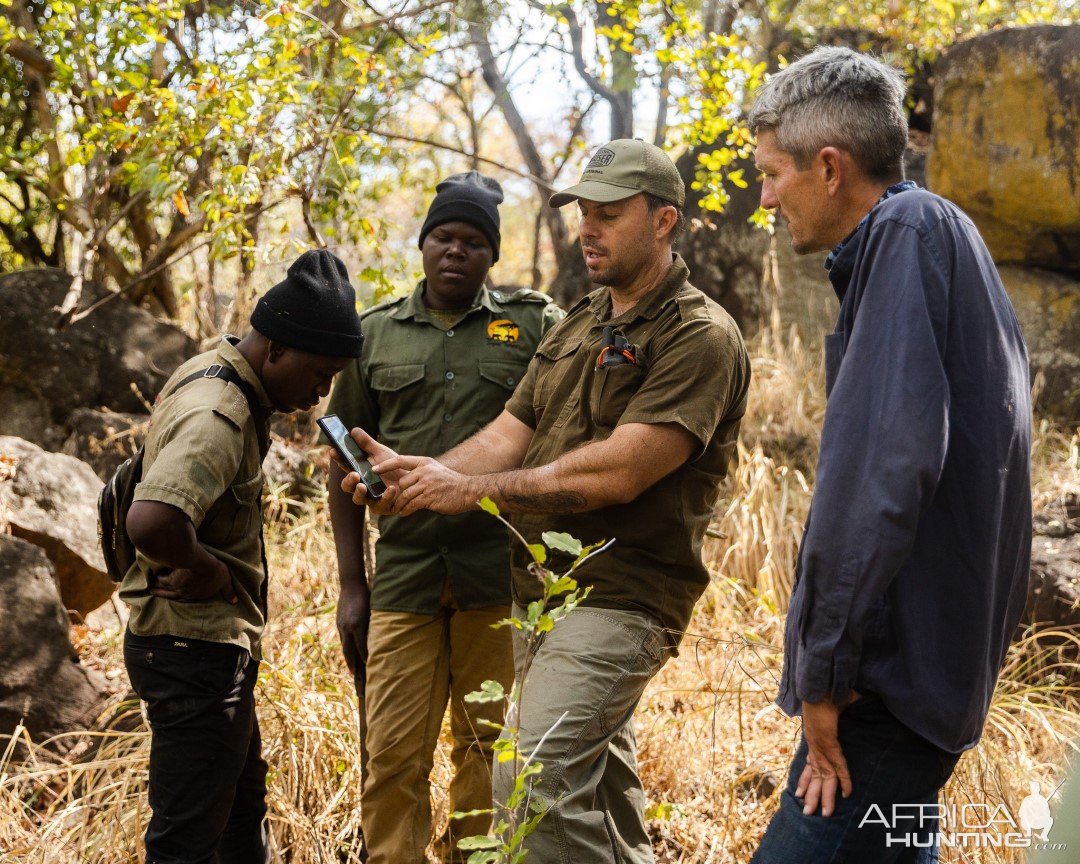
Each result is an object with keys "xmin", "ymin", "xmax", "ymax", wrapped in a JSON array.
[{"xmin": 318, "ymin": 415, "xmax": 387, "ymax": 499}]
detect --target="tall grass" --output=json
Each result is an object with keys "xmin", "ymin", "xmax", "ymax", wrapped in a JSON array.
[{"xmin": 1, "ymin": 327, "xmax": 1077, "ymax": 863}]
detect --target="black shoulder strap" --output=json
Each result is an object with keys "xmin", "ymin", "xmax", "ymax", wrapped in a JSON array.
[{"xmin": 164, "ymin": 365, "xmax": 270, "ymax": 457}]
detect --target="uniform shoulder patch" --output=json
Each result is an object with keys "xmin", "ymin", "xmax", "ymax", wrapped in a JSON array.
[{"xmin": 211, "ymin": 383, "xmax": 251, "ymax": 429}]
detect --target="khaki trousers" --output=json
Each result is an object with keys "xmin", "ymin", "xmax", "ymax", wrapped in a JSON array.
[
  {"xmin": 491, "ymin": 606, "xmax": 670, "ymax": 864},
  {"xmin": 362, "ymin": 599, "xmax": 513, "ymax": 864}
]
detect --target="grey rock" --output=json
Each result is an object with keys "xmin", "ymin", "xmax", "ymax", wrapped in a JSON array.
[
  {"xmin": 0, "ymin": 535, "xmax": 110, "ymax": 753},
  {"xmin": 0, "ymin": 435, "xmax": 114, "ymax": 617},
  {"xmin": 62, "ymin": 408, "xmax": 148, "ymax": 482},
  {"xmin": 0, "ymin": 268, "xmax": 197, "ymax": 450}
]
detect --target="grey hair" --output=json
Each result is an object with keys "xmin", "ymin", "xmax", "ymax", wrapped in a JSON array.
[{"xmin": 748, "ymin": 46, "xmax": 908, "ymax": 182}]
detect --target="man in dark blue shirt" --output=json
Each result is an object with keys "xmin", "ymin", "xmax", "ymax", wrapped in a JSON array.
[{"xmin": 748, "ymin": 47, "xmax": 1032, "ymax": 863}]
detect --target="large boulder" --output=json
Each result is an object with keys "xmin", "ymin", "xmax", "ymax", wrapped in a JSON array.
[
  {"xmin": 1001, "ymin": 266, "xmax": 1080, "ymax": 420},
  {"xmin": 1025, "ymin": 493, "xmax": 1080, "ymax": 632},
  {"xmin": 928, "ymin": 25, "xmax": 1080, "ymax": 271},
  {"xmin": 0, "ymin": 436, "xmax": 113, "ymax": 617},
  {"xmin": 62, "ymin": 408, "xmax": 148, "ymax": 482},
  {"xmin": 0, "ymin": 268, "xmax": 198, "ymax": 450},
  {"xmin": 0, "ymin": 535, "xmax": 110, "ymax": 751}
]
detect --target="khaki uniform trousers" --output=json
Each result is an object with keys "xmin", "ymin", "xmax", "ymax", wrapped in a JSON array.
[{"xmin": 362, "ymin": 594, "xmax": 513, "ymax": 864}]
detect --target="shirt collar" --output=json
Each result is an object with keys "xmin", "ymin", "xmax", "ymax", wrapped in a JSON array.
[
  {"xmin": 824, "ymin": 180, "xmax": 918, "ymax": 274},
  {"xmin": 389, "ymin": 280, "xmax": 504, "ymax": 324},
  {"xmin": 218, "ymin": 336, "xmax": 273, "ymax": 411},
  {"xmin": 587, "ymin": 253, "xmax": 690, "ymax": 325}
]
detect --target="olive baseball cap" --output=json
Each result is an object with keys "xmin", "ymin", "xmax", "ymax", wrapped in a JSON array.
[{"xmin": 549, "ymin": 138, "xmax": 685, "ymax": 209}]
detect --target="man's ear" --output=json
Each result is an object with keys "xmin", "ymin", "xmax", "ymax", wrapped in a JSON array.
[
  {"xmin": 654, "ymin": 204, "xmax": 678, "ymax": 242},
  {"xmin": 819, "ymin": 147, "xmax": 845, "ymax": 196},
  {"xmin": 267, "ymin": 341, "xmax": 287, "ymax": 363}
]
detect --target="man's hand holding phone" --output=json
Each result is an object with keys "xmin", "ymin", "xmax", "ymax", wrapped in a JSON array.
[{"xmin": 332, "ymin": 426, "xmax": 406, "ymax": 515}]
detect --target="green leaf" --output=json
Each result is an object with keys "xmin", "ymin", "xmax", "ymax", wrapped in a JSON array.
[
  {"xmin": 456, "ymin": 835, "xmax": 499, "ymax": 850},
  {"xmin": 464, "ymin": 680, "xmax": 505, "ymax": 704},
  {"xmin": 541, "ymin": 531, "xmax": 582, "ymax": 557},
  {"xmin": 527, "ymin": 543, "xmax": 548, "ymax": 564},
  {"xmin": 478, "ymin": 497, "xmax": 500, "ymax": 516}
]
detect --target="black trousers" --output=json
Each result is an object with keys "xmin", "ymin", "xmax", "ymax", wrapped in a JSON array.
[{"xmin": 124, "ymin": 630, "xmax": 269, "ymax": 864}]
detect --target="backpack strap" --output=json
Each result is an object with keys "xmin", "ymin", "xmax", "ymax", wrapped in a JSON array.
[{"xmin": 165, "ymin": 364, "xmax": 270, "ymax": 458}]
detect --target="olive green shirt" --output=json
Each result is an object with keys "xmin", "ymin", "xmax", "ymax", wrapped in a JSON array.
[
  {"xmin": 505, "ymin": 255, "xmax": 750, "ymax": 639},
  {"xmin": 326, "ymin": 281, "xmax": 564, "ymax": 613},
  {"xmin": 120, "ymin": 338, "xmax": 272, "ymax": 656}
]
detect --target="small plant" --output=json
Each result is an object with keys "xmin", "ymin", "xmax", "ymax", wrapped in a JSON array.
[{"xmin": 452, "ymin": 497, "xmax": 610, "ymax": 864}]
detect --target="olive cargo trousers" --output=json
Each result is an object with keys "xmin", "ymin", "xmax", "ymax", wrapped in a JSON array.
[
  {"xmin": 491, "ymin": 606, "xmax": 671, "ymax": 864},
  {"xmin": 361, "ymin": 599, "xmax": 513, "ymax": 863}
]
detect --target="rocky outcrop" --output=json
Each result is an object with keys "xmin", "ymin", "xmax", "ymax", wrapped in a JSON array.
[
  {"xmin": 62, "ymin": 408, "xmax": 148, "ymax": 481},
  {"xmin": 0, "ymin": 436, "xmax": 113, "ymax": 617},
  {"xmin": 0, "ymin": 535, "xmax": 110, "ymax": 750},
  {"xmin": 0, "ymin": 268, "xmax": 197, "ymax": 450},
  {"xmin": 928, "ymin": 25, "xmax": 1080, "ymax": 272},
  {"xmin": 1001, "ymin": 266, "xmax": 1080, "ymax": 420},
  {"xmin": 1026, "ymin": 494, "xmax": 1080, "ymax": 632}
]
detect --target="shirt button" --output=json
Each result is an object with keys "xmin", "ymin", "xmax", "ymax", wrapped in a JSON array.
[
  {"xmin": 439, "ymin": 545, "xmax": 449, "ymax": 555},
  {"xmin": 443, "ymin": 412, "xmax": 453, "ymax": 422},
  {"xmin": 505, "ymin": 376, "xmax": 515, "ymax": 386},
  {"xmin": 446, "ymin": 329, "xmax": 455, "ymax": 338},
  {"xmin": 445, "ymin": 371, "xmax": 455, "ymax": 380}
]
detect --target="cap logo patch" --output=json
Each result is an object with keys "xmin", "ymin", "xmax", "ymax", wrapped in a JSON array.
[
  {"xmin": 587, "ymin": 148, "xmax": 616, "ymax": 169},
  {"xmin": 488, "ymin": 319, "xmax": 520, "ymax": 343}
]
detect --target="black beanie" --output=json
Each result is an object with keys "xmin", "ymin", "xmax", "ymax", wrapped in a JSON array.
[
  {"xmin": 418, "ymin": 171, "xmax": 504, "ymax": 262},
  {"xmin": 250, "ymin": 249, "xmax": 364, "ymax": 357}
]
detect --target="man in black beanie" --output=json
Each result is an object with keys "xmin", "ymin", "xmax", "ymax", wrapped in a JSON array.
[
  {"xmin": 324, "ymin": 171, "xmax": 563, "ymax": 863},
  {"xmin": 121, "ymin": 248, "xmax": 362, "ymax": 864}
]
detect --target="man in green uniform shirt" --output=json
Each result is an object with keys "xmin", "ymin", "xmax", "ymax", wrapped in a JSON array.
[
  {"xmin": 121, "ymin": 249, "xmax": 363, "ymax": 863},
  {"xmin": 343, "ymin": 141, "xmax": 751, "ymax": 864},
  {"xmin": 324, "ymin": 171, "xmax": 563, "ymax": 864}
]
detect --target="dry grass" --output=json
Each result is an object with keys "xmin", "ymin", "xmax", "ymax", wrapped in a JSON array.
[{"xmin": 2, "ymin": 327, "xmax": 1078, "ymax": 863}]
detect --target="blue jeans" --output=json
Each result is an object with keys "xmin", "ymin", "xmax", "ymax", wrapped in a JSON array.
[{"xmin": 751, "ymin": 694, "xmax": 960, "ymax": 864}]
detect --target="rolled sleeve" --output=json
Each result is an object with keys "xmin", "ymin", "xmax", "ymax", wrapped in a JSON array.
[
  {"xmin": 134, "ymin": 406, "xmax": 244, "ymax": 526},
  {"xmin": 505, "ymin": 356, "xmax": 540, "ymax": 429}
]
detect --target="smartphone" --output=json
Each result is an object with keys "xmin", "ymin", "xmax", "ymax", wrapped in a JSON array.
[{"xmin": 317, "ymin": 415, "xmax": 387, "ymax": 500}]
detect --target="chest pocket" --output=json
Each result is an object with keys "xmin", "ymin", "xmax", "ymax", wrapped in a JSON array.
[
  {"xmin": 478, "ymin": 360, "xmax": 527, "ymax": 393},
  {"xmin": 370, "ymin": 363, "xmax": 426, "ymax": 434},
  {"xmin": 589, "ymin": 358, "xmax": 648, "ymax": 430},
  {"xmin": 200, "ymin": 469, "xmax": 263, "ymax": 549},
  {"xmin": 533, "ymin": 338, "xmax": 583, "ymax": 411}
]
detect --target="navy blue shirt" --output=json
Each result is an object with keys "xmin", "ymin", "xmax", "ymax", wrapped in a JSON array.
[{"xmin": 777, "ymin": 187, "xmax": 1032, "ymax": 754}]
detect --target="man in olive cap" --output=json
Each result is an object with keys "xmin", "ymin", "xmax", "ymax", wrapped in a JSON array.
[
  {"xmin": 341, "ymin": 140, "xmax": 751, "ymax": 863},
  {"xmin": 121, "ymin": 249, "xmax": 362, "ymax": 864},
  {"xmin": 324, "ymin": 171, "xmax": 563, "ymax": 863}
]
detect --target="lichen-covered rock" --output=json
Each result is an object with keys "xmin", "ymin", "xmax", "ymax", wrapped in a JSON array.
[
  {"xmin": 0, "ymin": 436, "xmax": 113, "ymax": 617},
  {"xmin": 0, "ymin": 535, "xmax": 110, "ymax": 751},
  {"xmin": 1026, "ymin": 494, "xmax": 1080, "ymax": 633},
  {"xmin": 928, "ymin": 25, "xmax": 1080, "ymax": 271},
  {"xmin": 1000, "ymin": 265, "xmax": 1080, "ymax": 421}
]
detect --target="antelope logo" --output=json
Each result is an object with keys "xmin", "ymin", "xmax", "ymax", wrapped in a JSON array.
[{"xmin": 487, "ymin": 319, "xmax": 520, "ymax": 344}]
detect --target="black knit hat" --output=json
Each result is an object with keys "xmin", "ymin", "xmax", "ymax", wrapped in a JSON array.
[
  {"xmin": 250, "ymin": 249, "xmax": 363, "ymax": 357},
  {"xmin": 418, "ymin": 171, "xmax": 504, "ymax": 262}
]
